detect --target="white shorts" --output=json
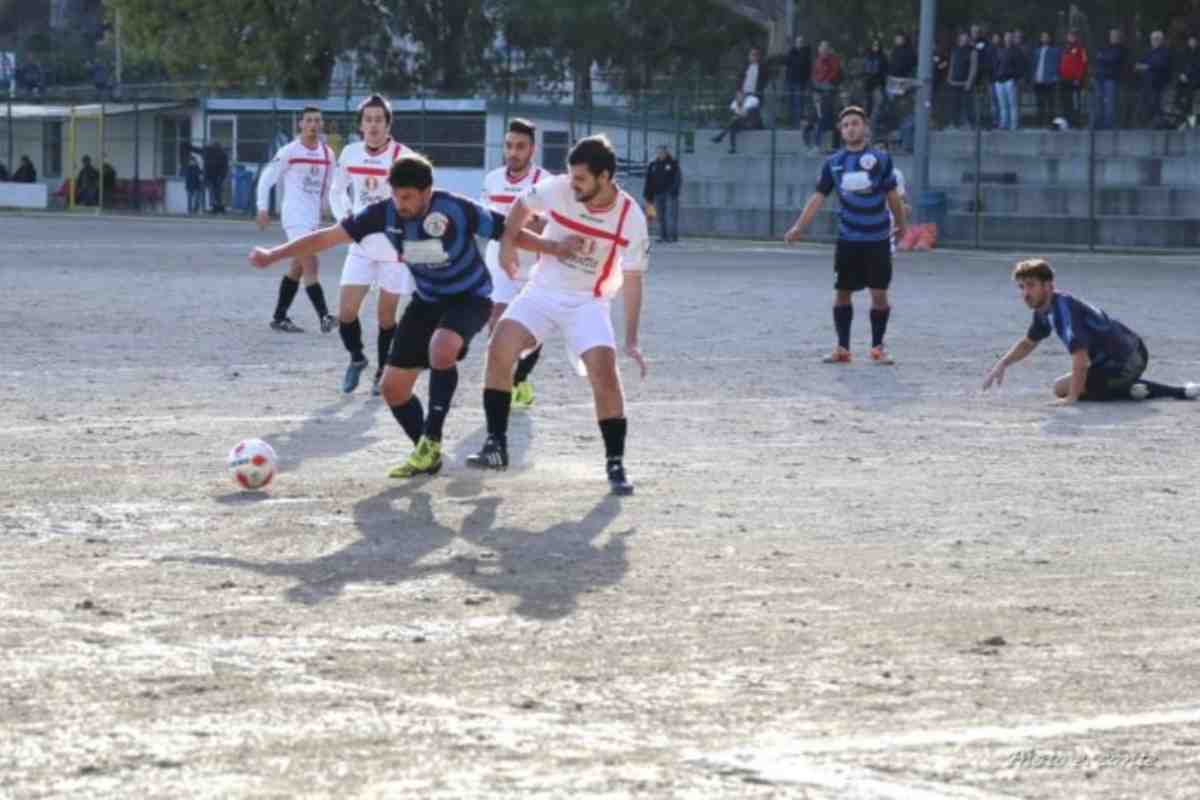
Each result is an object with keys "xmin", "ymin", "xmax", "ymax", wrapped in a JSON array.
[
  {"xmin": 340, "ymin": 249, "xmax": 413, "ymax": 296},
  {"xmin": 501, "ymin": 285, "xmax": 614, "ymax": 360},
  {"xmin": 284, "ymin": 224, "xmax": 319, "ymax": 242}
]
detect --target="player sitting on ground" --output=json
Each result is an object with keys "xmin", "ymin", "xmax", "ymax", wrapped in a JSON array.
[
  {"xmin": 250, "ymin": 154, "xmax": 581, "ymax": 478},
  {"xmin": 983, "ymin": 258, "xmax": 1199, "ymax": 404}
]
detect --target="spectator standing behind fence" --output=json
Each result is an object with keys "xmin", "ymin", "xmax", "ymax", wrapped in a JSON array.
[
  {"xmin": 0, "ymin": 162, "xmax": 7, "ymax": 181},
  {"xmin": 995, "ymin": 32, "xmax": 1026, "ymax": 129},
  {"xmin": 1059, "ymin": 30, "xmax": 1088, "ymax": 128},
  {"xmin": 886, "ymin": 33, "xmax": 916, "ymax": 128},
  {"xmin": 738, "ymin": 47, "xmax": 769, "ymax": 103},
  {"xmin": 12, "ymin": 155, "xmax": 35, "ymax": 183},
  {"xmin": 812, "ymin": 41, "xmax": 842, "ymax": 151},
  {"xmin": 785, "ymin": 36, "xmax": 812, "ymax": 128},
  {"xmin": 711, "ymin": 90, "xmax": 762, "ymax": 154},
  {"xmin": 972, "ymin": 26, "xmax": 994, "ymax": 125},
  {"xmin": 1135, "ymin": 32, "xmax": 1172, "ymax": 126},
  {"xmin": 1032, "ymin": 33, "xmax": 1062, "ymax": 128},
  {"xmin": 185, "ymin": 140, "xmax": 230, "ymax": 214},
  {"xmin": 643, "ymin": 146, "xmax": 681, "ymax": 243},
  {"xmin": 184, "ymin": 158, "xmax": 204, "ymax": 215},
  {"xmin": 1095, "ymin": 29, "xmax": 1126, "ymax": 129},
  {"xmin": 947, "ymin": 31, "xmax": 979, "ymax": 128},
  {"xmin": 1176, "ymin": 34, "xmax": 1200, "ymax": 119},
  {"xmin": 987, "ymin": 33, "xmax": 1004, "ymax": 128},
  {"xmin": 75, "ymin": 155, "xmax": 100, "ymax": 206},
  {"xmin": 862, "ymin": 40, "xmax": 888, "ymax": 121},
  {"xmin": 1013, "ymin": 29, "xmax": 1031, "ymax": 121}
]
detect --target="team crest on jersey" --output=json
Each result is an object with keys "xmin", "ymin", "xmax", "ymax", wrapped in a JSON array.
[
  {"xmin": 859, "ymin": 153, "xmax": 877, "ymax": 171},
  {"xmin": 423, "ymin": 212, "xmax": 449, "ymax": 238}
]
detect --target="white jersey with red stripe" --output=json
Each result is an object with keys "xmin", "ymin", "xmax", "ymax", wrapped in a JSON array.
[
  {"xmin": 520, "ymin": 174, "xmax": 649, "ymax": 299},
  {"xmin": 255, "ymin": 138, "xmax": 335, "ymax": 231},
  {"xmin": 481, "ymin": 164, "xmax": 547, "ymax": 278},
  {"xmin": 329, "ymin": 138, "xmax": 413, "ymax": 263}
]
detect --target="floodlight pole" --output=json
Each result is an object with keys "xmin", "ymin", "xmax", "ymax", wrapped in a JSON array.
[{"xmin": 913, "ymin": 0, "xmax": 936, "ymax": 214}]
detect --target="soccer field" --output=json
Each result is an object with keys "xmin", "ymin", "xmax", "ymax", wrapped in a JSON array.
[{"xmin": 2, "ymin": 213, "xmax": 1199, "ymax": 798}]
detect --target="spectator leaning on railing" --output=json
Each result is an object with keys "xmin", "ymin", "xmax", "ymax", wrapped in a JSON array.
[
  {"xmin": 1032, "ymin": 32, "xmax": 1062, "ymax": 128},
  {"xmin": 1059, "ymin": 30, "xmax": 1088, "ymax": 128},
  {"xmin": 1095, "ymin": 29, "xmax": 1127, "ymax": 129},
  {"xmin": 947, "ymin": 30, "xmax": 979, "ymax": 128},
  {"xmin": 994, "ymin": 31, "xmax": 1025, "ymax": 130},
  {"xmin": 1176, "ymin": 34, "xmax": 1200, "ymax": 119},
  {"xmin": 1136, "ymin": 31, "xmax": 1172, "ymax": 126}
]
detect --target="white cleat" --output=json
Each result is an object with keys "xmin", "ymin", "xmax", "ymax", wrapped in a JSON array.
[
  {"xmin": 1129, "ymin": 383, "xmax": 1150, "ymax": 401},
  {"xmin": 1184, "ymin": 382, "xmax": 1199, "ymax": 400}
]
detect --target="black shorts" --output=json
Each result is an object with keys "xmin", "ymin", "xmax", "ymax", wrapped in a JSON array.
[
  {"xmin": 834, "ymin": 240, "xmax": 893, "ymax": 292},
  {"xmin": 388, "ymin": 293, "xmax": 493, "ymax": 370},
  {"xmin": 1085, "ymin": 339, "xmax": 1148, "ymax": 400}
]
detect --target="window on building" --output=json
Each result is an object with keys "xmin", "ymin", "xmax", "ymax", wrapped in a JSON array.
[
  {"xmin": 391, "ymin": 112, "xmax": 485, "ymax": 168},
  {"xmin": 160, "ymin": 117, "xmax": 191, "ymax": 176},
  {"xmin": 236, "ymin": 114, "xmax": 276, "ymax": 165},
  {"xmin": 42, "ymin": 120, "xmax": 63, "ymax": 178},
  {"xmin": 542, "ymin": 130, "xmax": 568, "ymax": 172}
]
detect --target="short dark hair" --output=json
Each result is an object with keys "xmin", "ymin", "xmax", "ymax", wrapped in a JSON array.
[
  {"xmin": 301, "ymin": 105, "xmax": 322, "ymax": 118},
  {"xmin": 357, "ymin": 94, "xmax": 393, "ymax": 127},
  {"xmin": 1012, "ymin": 258, "xmax": 1055, "ymax": 283},
  {"xmin": 839, "ymin": 105, "xmax": 869, "ymax": 123},
  {"xmin": 507, "ymin": 118, "xmax": 536, "ymax": 143},
  {"xmin": 388, "ymin": 154, "xmax": 434, "ymax": 190},
  {"xmin": 567, "ymin": 135, "xmax": 617, "ymax": 180}
]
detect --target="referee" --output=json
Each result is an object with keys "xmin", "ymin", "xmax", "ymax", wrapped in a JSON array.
[{"xmin": 785, "ymin": 106, "xmax": 906, "ymax": 365}]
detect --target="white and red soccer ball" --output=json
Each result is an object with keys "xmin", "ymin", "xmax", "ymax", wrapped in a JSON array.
[{"xmin": 227, "ymin": 438, "xmax": 277, "ymax": 490}]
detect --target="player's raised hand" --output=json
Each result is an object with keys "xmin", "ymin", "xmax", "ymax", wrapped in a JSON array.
[
  {"xmin": 626, "ymin": 341, "xmax": 648, "ymax": 379},
  {"xmin": 249, "ymin": 247, "xmax": 275, "ymax": 269},
  {"xmin": 255, "ymin": 210, "xmax": 270, "ymax": 230}
]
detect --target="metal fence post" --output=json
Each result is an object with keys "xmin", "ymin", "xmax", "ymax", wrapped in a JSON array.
[
  {"xmin": 133, "ymin": 98, "xmax": 140, "ymax": 211},
  {"xmin": 768, "ymin": 123, "xmax": 777, "ymax": 238},
  {"xmin": 974, "ymin": 94, "xmax": 981, "ymax": 249},
  {"xmin": 1088, "ymin": 86, "xmax": 1097, "ymax": 252}
]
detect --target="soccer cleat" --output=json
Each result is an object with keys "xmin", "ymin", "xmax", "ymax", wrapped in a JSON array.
[
  {"xmin": 512, "ymin": 381, "xmax": 535, "ymax": 409},
  {"xmin": 465, "ymin": 435, "xmax": 509, "ymax": 471},
  {"xmin": 1185, "ymin": 382, "xmax": 1199, "ymax": 400},
  {"xmin": 342, "ymin": 357, "xmax": 369, "ymax": 394},
  {"xmin": 606, "ymin": 460, "xmax": 634, "ymax": 496},
  {"xmin": 822, "ymin": 347, "xmax": 852, "ymax": 364},
  {"xmin": 1129, "ymin": 383, "xmax": 1151, "ymax": 401},
  {"xmin": 320, "ymin": 314, "xmax": 337, "ymax": 334},
  {"xmin": 371, "ymin": 370, "xmax": 383, "ymax": 397},
  {"xmin": 869, "ymin": 346, "xmax": 895, "ymax": 365},
  {"xmin": 387, "ymin": 436, "xmax": 443, "ymax": 479},
  {"xmin": 270, "ymin": 317, "xmax": 305, "ymax": 333}
]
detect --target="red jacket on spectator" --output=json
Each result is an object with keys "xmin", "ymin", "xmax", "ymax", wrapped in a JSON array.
[
  {"xmin": 1060, "ymin": 45, "xmax": 1088, "ymax": 82},
  {"xmin": 812, "ymin": 53, "xmax": 842, "ymax": 86}
]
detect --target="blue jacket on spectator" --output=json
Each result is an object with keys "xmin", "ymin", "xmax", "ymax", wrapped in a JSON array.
[
  {"xmin": 1139, "ymin": 46, "xmax": 1172, "ymax": 89},
  {"xmin": 1032, "ymin": 45, "xmax": 1062, "ymax": 84},
  {"xmin": 1095, "ymin": 45, "xmax": 1126, "ymax": 81}
]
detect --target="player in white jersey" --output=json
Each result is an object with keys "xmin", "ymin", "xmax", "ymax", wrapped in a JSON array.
[
  {"xmin": 328, "ymin": 94, "xmax": 416, "ymax": 395},
  {"xmin": 467, "ymin": 135, "xmax": 649, "ymax": 496},
  {"xmin": 255, "ymin": 106, "xmax": 336, "ymax": 334},
  {"xmin": 481, "ymin": 118, "xmax": 549, "ymax": 409}
]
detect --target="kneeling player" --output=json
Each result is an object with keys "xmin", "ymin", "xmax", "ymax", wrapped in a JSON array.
[
  {"xmin": 983, "ymin": 258, "xmax": 1198, "ymax": 403},
  {"xmin": 250, "ymin": 154, "xmax": 575, "ymax": 477},
  {"xmin": 467, "ymin": 135, "xmax": 649, "ymax": 496}
]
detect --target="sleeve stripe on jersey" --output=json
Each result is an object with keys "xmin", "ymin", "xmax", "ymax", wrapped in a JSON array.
[
  {"xmin": 348, "ymin": 166, "xmax": 388, "ymax": 176},
  {"xmin": 489, "ymin": 194, "xmax": 516, "ymax": 204},
  {"xmin": 288, "ymin": 158, "xmax": 331, "ymax": 166},
  {"xmin": 592, "ymin": 198, "xmax": 633, "ymax": 298},
  {"xmin": 550, "ymin": 210, "xmax": 630, "ymax": 246}
]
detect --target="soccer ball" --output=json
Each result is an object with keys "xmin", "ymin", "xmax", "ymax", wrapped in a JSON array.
[{"xmin": 228, "ymin": 438, "xmax": 277, "ymax": 490}]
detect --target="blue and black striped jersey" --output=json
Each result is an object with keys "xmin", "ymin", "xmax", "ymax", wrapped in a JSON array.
[{"xmin": 816, "ymin": 147, "xmax": 898, "ymax": 243}]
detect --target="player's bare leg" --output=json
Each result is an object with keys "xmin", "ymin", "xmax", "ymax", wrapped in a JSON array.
[
  {"xmin": 868, "ymin": 287, "xmax": 894, "ymax": 365},
  {"xmin": 337, "ymin": 284, "xmax": 372, "ymax": 393},
  {"xmin": 270, "ymin": 259, "xmax": 307, "ymax": 333},
  {"xmin": 825, "ymin": 289, "xmax": 854, "ymax": 363},
  {"xmin": 581, "ymin": 345, "xmax": 633, "ymax": 496},
  {"xmin": 372, "ymin": 289, "xmax": 402, "ymax": 396},
  {"xmin": 387, "ymin": 329, "xmax": 465, "ymax": 479},
  {"xmin": 468, "ymin": 319, "xmax": 535, "ymax": 471},
  {"xmin": 297, "ymin": 254, "xmax": 335, "ymax": 333}
]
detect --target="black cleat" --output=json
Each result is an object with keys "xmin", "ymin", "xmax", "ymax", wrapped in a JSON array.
[
  {"xmin": 320, "ymin": 314, "xmax": 337, "ymax": 334},
  {"xmin": 466, "ymin": 435, "xmax": 509, "ymax": 471},
  {"xmin": 371, "ymin": 369, "xmax": 383, "ymax": 396},
  {"xmin": 270, "ymin": 317, "xmax": 305, "ymax": 333},
  {"xmin": 607, "ymin": 460, "xmax": 634, "ymax": 496}
]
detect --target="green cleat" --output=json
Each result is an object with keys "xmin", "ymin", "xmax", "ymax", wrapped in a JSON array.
[
  {"xmin": 387, "ymin": 436, "xmax": 443, "ymax": 479},
  {"xmin": 512, "ymin": 380, "xmax": 535, "ymax": 410}
]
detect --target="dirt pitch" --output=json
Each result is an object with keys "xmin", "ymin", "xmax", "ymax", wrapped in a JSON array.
[{"xmin": 2, "ymin": 213, "xmax": 1199, "ymax": 799}]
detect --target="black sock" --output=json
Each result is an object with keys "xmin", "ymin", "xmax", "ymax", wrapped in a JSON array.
[
  {"xmin": 305, "ymin": 283, "xmax": 329, "ymax": 319},
  {"xmin": 274, "ymin": 276, "xmax": 300, "ymax": 320},
  {"xmin": 513, "ymin": 345, "xmax": 542, "ymax": 385},
  {"xmin": 483, "ymin": 388, "xmax": 512, "ymax": 442},
  {"xmin": 377, "ymin": 326, "xmax": 395, "ymax": 375},
  {"xmin": 423, "ymin": 367, "xmax": 459, "ymax": 442},
  {"xmin": 833, "ymin": 305, "xmax": 853, "ymax": 350},
  {"xmin": 598, "ymin": 417, "xmax": 627, "ymax": 462},
  {"xmin": 870, "ymin": 306, "xmax": 891, "ymax": 348},
  {"xmin": 339, "ymin": 319, "xmax": 365, "ymax": 362},
  {"xmin": 389, "ymin": 396, "xmax": 425, "ymax": 444},
  {"xmin": 1135, "ymin": 380, "xmax": 1186, "ymax": 400}
]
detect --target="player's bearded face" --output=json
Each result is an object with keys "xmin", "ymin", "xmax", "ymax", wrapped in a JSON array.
[
  {"xmin": 504, "ymin": 134, "xmax": 533, "ymax": 174},
  {"xmin": 569, "ymin": 165, "xmax": 607, "ymax": 204},
  {"xmin": 361, "ymin": 108, "xmax": 390, "ymax": 148},
  {"xmin": 1018, "ymin": 278, "xmax": 1052, "ymax": 309},
  {"xmin": 392, "ymin": 186, "xmax": 433, "ymax": 218}
]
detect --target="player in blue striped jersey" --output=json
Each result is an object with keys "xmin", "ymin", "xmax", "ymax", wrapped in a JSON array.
[
  {"xmin": 785, "ymin": 106, "xmax": 907, "ymax": 365},
  {"xmin": 250, "ymin": 154, "xmax": 580, "ymax": 478}
]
